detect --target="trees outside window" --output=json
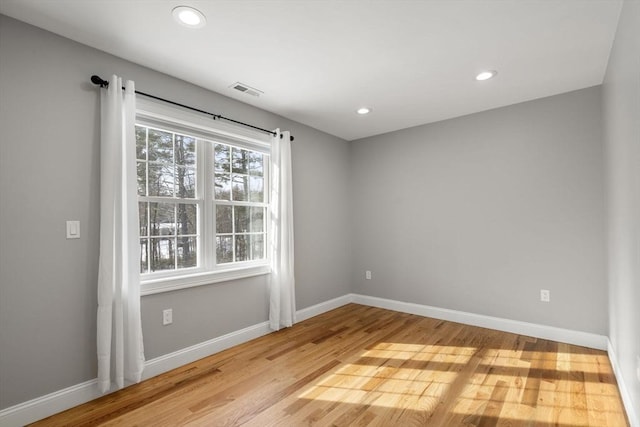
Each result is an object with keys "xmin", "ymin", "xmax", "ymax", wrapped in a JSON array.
[{"xmin": 136, "ymin": 124, "xmax": 268, "ymax": 277}]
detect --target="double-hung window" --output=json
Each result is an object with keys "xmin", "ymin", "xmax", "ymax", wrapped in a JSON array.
[{"xmin": 135, "ymin": 98, "xmax": 271, "ymax": 295}]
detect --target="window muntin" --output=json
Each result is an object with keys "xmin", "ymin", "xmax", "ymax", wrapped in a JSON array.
[
  {"xmin": 214, "ymin": 143, "xmax": 268, "ymax": 264},
  {"xmin": 136, "ymin": 125, "xmax": 200, "ymax": 274},
  {"xmin": 139, "ymin": 202, "xmax": 198, "ymax": 272},
  {"xmin": 135, "ymin": 116, "xmax": 270, "ymax": 290}
]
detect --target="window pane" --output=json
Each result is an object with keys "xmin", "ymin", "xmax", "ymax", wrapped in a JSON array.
[
  {"xmin": 214, "ymin": 173, "xmax": 231, "ymax": 200},
  {"xmin": 148, "ymin": 164, "xmax": 174, "ymax": 197},
  {"xmin": 140, "ymin": 238, "xmax": 148, "ymax": 273},
  {"xmin": 139, "ymin": 202, "xmax": 149, "ymax": 237},
  {"xmin": 235, "ymin": 235, "xmax": 249, "ymax": 262},
  {"xmin": 232, "ymin": 147, "xmax": 250, "ymax": 174},
  {"xmin": 177, "ymin": 236, "xmax": 197, "ymax": 268},
  {"xmin": 249, "ymin": 176, "xmax": 264, "ymax": 202},
  {"xmin": 248, "ymin": 152, "xmax": 263, "ymax": 177},
  {"xmin": 136, "ymin": 126, "xmax": 147, "ymax": 160},
  {"xmin": 136, "ymin": 123, "xmax": 269, "ymax": 277},
  {"xmin": 250, "ymin": 207, "xmax": 264, "ymax": 232},
  {"xmin": 175, "ymin": 166, "xmax": 195, "ymax": 198},
  {"xmin": 216, "ymin": 205, "xmax": 232, "ymax": 233},
  {"xmin": 150, "ymin": 203, "xmax": 175, "ymax": 236},
  {"xmin": 214, "ymin": 144, "xmax": 230, "ymax": 173},
  {"xmin": 150, "ymin": 237, "xmax": 175, "ymax": 271},
  {"xmin": 234, "ymin": 206, "xmax": 249, "ymax": 232},
  {"xmin": 251, "ymin": 234, "xmax": 264, "ymax": 260},
  {"xmin": 216, "ymin": 236, "xmax": 233, "ymax": 263},
  {"xmin": 174, "ymin": 134, "xmax": 196, "ymax": 166},
  {"xmin": 137, "ymin": 161, "xmax": 147, "ymax": 196},
  {"xmin": 232, "ymin": 174, "xmax": 248, "ymax": 201},
  {"xmin": 148, "ymin": 128, "xmax": 173, "ymax": 163},
  {"xmin": 176, "ymin": 204, "xmax": 197, "ymax": 235}
]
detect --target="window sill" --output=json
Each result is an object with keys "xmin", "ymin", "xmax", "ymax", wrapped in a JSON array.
[{"xmin": 140, "ymin": 264, "xmax": 271, "ymax": 296}]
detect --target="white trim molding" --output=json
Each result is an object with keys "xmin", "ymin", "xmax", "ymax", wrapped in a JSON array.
[
  {"xmin": 0, "ymin": 379, "xmax": 102, "ymax": 427},
  {"xmin": 607, "ymin": 340, "xmax": 640, "ymax": 427},
  {"xmin": 0, "ymin": 296, "xmax": 351, "ymax": 426},
  {"xmin": 143, "ymin": 321, "xmax": 272, "ymax": 380},
  {"xmin": 0, "ymin": 293, "xmax": 618, "ymax": 426},
  {"xmin": 296, "ymin": 294, "xmax": 353, "ymax": 322},
  {"xmin": 141, "ymin": 265, "xmax": 271, "ymax": 296},
  {"xmin": 0, "ymin": 322, "xmax": 273, "ymax": 427},
  {"xmin": 351, "ymin": 294, "xmax": 609, "ymax": 350}
]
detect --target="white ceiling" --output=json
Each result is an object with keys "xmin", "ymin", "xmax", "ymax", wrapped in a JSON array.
[{"xmin": 0, "ymin": 0, "xmax": 623, "ymax": 141}]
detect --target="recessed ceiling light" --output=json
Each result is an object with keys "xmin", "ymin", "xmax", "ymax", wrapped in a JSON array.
[
  {"xmin": 172, "ymin": 6, "xmax": 206, "ymax": 28},
  {"xmin": 357, "ymin": 107, "xmax": 371, "ymax": 115},
  {"xmin": 476, "ymin": 70, "xmax": 497, "ymax": 81}
]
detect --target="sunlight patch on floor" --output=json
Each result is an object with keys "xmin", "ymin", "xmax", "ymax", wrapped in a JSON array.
[
  {"xmin": 294, "ymin": 342, "xmax": 625, "ymax": 425},
  {"xmin": 297, "ymin": 341, "xmax": 473, "ymax": 408}
]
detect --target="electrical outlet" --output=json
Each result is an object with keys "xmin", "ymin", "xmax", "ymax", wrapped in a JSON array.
[
  {"xmin": 540, "ymin": 289, "xmax": 550, "ymax": 302},
  {"xmin": 365, "ymin": 270, "xmax": 372, "ymax": 280},
  {"xmin": 162, "ymin": 309, "xmax": 173, "ymax": 325}
]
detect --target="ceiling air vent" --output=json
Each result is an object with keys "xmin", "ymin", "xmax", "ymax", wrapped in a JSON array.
[{"xmin": 229, "ymin": 82, "xmax": 263, "ymax": 97}]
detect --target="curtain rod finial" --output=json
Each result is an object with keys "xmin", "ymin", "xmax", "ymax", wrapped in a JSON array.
[{"xmin": 91, "ymin": 75, "xmax": 109, "ymax": 88}]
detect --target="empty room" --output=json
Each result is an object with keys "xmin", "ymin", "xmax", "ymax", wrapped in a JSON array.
[{"xmin": 0, "ymin": 0, "xmax": 638, "ymax": 426}]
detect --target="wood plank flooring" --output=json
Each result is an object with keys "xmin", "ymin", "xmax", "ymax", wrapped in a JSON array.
[{"xmin": 31, "ymin": 304, "xmax": 629, "ymax": 426}]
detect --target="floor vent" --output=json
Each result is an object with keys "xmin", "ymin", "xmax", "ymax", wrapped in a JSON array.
[{"xmin": 229, "ymin": 82, "xmax": 263, "ymax": 97}]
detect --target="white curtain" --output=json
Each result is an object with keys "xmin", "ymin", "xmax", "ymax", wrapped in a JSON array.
[
  {"xmin": 269, "ymin": 130, "xmax": 296, "ymax": 330},
  {"xmin": 97, "ymin": 75, "xmax": 145, "ymax": 393}
]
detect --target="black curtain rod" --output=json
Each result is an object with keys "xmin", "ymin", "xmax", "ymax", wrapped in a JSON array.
[{"xmin": 90, "ymin": 75, "xmax": 294, "ymax": 142}]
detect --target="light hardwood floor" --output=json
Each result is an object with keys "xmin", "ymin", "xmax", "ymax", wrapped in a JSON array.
[{"xmin": 31, "ymin": 304, "xmax": 629, "ymax": 426}]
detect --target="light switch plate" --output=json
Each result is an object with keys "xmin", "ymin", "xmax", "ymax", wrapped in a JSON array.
[{"xmin": 66, "ymin": 221, "xmax": 80, "ymax": 239}]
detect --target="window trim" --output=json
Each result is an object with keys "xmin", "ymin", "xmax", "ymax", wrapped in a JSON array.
[
  {"xmin": 140, "ymin": 264, "xmax": 271, "ymax": 296},
  {"xmin": 136, "ymin": 98, "xmax": 272, "ymax": 295}
]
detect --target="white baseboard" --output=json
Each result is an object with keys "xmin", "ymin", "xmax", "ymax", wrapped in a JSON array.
[
  {"xmin": 0, "ymin": 292, "xmax": 615, "ymax": 426},
  {"xmin": 351, "ymin": 294, "xmax": 609, "ymax": 350},
  {"xmin": 607, "ymin": 340, "xmax": 640, "ymax": 427},
  {"xmin": 296, "ymin": 294, "xmax": 354, "ymax": 322},
  {"xmin": 0, "ymin": 322, "xmax": 274, "ymax": 426},
  {"xmin": 0, "ymin": 297, "xmax": 348, "ymax": 426},
  {"xmin": 0, "ymin": 379, "xmax": 102, "ymax": 427},
  {"xmin": 143, "ymin": 321, "xmax": 271, "ymax": 380}
]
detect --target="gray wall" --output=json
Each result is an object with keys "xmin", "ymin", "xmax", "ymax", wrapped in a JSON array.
[
  {"xmin": 350, "ymin": 87, "xmax": 607, "ymax": 334},
  {"xmin": 603, "ymin": 0, "xmax": 640, "ymax": 421},
  {"xmin": 0, "ymin": 15, "xmax": 351, "ymax": 409},
  {"xmin": 2, "ymin": 6, "xmax": 634, "ymax": 417}
]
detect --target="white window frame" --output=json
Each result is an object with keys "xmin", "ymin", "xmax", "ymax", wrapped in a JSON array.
[{"xmin": 136, "ymin": 98, "xmax": 272, "ymax": 296}]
